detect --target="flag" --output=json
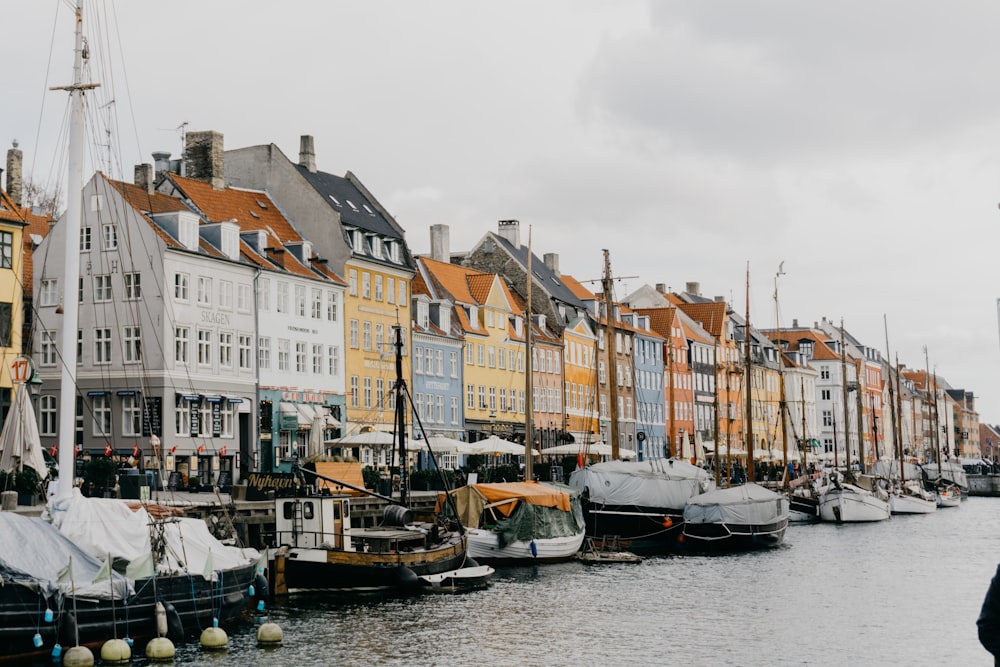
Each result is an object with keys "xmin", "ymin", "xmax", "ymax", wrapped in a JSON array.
[
  {"xmin": 92, "ymin": 556, "xmax": 112, "ymax": 584},
  {"xmin": 57, "ymin": 557, "xmax": 74, "ymax": 585},
  {"xmin": 132, "ymin": 443, "xmax": 140, "ymax": 458},
  {"xmin": 219, "ymin": 446, "xmax": 227, "ymax": 457},
  {"xmin": 256, "ymin": 551, "xmax": 267, "ymax": 575},
  {"xmin": 170, "ymin": 445, "xmax": 177, "ymax": 454},
  {"xmin": 203, "ymin": 549, "xmax": 214, "ymax": 581},
  {"xmin": 125, "ymin": 551, "xmax": 155, "ymax": 580},
  {"xmin": 48, "ymin": 445, "xmax": 57, "ymax": 458},
  {"xmin": 104, "ymin": 443, "xmax": 113, "ymax": 457},
  {"xmin": 75, "ymin": 443, "xmax": 83, "ymax": 455},
  {"xmin": 197, "ymin": 444, "xmax": 205, "ymax": 455}
]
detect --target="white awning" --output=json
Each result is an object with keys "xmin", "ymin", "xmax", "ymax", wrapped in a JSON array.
[{"xmin": 296, "ymin": 403, "xmax": 315, "ymax": 427}]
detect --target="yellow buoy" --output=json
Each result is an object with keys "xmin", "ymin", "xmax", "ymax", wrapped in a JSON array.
[
  {"xmin": 145, "ymin": 636, "xmax": 175, "ymax": 661},
  {"xmin": 256, "ymin": 622, "xmax": 283, "ymax": 646},
  {"xmin": 62, "ymin": 645, "xmax": 95, "ymax": 667},
  {"xmin": 200, "ymin": 626, "xmax": 229, "ymax": 651},
  {"xmin": 99, "ymin": 638, "xmax": 131, "ymax": 664}
]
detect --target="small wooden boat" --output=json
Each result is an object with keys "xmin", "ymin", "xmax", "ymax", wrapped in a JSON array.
[
  {"xmin": 419, "ymin": 565, "xmax": 494, "ymax": 591},
  {"xmin": 576, "ymin": 537, "xmax": 643, "ymax": 565}
]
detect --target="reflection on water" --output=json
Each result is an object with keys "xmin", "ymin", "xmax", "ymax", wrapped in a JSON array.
[{"xmin": 123, "ymin": 499, "xmax": 1000, "ymax": 666}]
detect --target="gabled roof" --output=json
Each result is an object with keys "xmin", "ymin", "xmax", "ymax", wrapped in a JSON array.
[
  {"xmin": 1, "ymin": 189, "xmax": 53, "ymax": 296},
  {"xmin": 676, "ymin": 301, "xmax": 728, "ymax": 339},
  {"xmin": 763, "ymin": 328, "xmax": 840, "ymax": 362},
  {"xmin": 560, "ymin": 273, "xmax": 597, "ymax": 302},
  {"xmin": 296, "ymin": 167, "xmax": 403, "ymax": 240},
  {"xmin": 473, "ymin": 233, "xmax": 588, "ymax": 310},
  {"xmin": 165, "ymin": 174, "xmax": 344, "ymax": 284}
]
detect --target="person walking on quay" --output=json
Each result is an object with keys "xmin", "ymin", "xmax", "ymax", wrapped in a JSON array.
[{"xmin": 977, "ymin": 563, "xmax": 1000, "ymax": 663}]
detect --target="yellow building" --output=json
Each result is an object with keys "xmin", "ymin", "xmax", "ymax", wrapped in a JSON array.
[
  {"xmin": 561, "ymin": 316, "xmax": 599, "ymax": 443},
  {"xmin": 416, "ymin": 257, "xmax": 526, "ymax": 441},
  {"xmin": 0, "ymin": 186, "xmax": 32, "ymax": 415}
]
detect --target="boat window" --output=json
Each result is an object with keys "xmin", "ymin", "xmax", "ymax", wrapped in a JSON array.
[
  {"xmin": 303, "ymin": 502, "xmax": 314, "ymax": 520},
  {"xmin": 282, "ymin": 501, "xmax": 295, "ymax": 520},
  {"xmin": 334, "ymin": 502, "xmax": 341, "ymax": 520}
]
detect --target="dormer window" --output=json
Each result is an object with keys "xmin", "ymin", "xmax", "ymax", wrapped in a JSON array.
[
  {"xmin": 468, "ymin": 305, "xmax": 479, "ymax": 329},
  {"xmin": 369, "ymin": 236, "xmax": 383, "ymax": 258},
  {"xmin": 351, "ymin": 230, "xmax": 365, "ymax": 253},
  {"xmin": 417, "ymin": 301, "xmax": 429, "ymax": 329},
  {"xmin": 388, "ymin": 241, "xmax": 401, "ymax": 263}
]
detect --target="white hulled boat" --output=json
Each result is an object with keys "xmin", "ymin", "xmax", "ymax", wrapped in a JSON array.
[{"xmin": 818, "ymin": 471, "xmax": 890, "ymax": 523}]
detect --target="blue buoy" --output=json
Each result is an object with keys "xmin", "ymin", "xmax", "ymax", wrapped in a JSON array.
[
  {"xmin": 44, "ymin": 607, "xmax": 53, "ymax": 623},
  {"xmin": 51, "ymin": 643, "xmax": 62, "ymax": 659},
  {"xmin": 257, "ymin": 600, "xmax": 265, "ymax": 612},
  {"xmin": 124, "ymin": 637, "xmax": 134, "ymax": 647},
  {"xmin": 32, "ymin": 633, "xmax": 42, "ymax": 648},
  {"xmin": 530, "ymin": 540, "xmax": 538, "ymax": 557},
  {"xmin": 248, "ymin": 583, "xmax": 255, "ymax": 597},
  {"xmin": 213, "ymin": 617, "xmax": 219, "ymax": 628}
]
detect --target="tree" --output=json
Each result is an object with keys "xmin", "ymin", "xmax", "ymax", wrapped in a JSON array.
[{"xmin": 22, "ymin": 179, "xmax": 63, "ymax": 218}]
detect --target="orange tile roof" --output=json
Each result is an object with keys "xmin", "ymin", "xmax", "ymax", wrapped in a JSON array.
[
  {"xmin": 676, "ymin": 302, "xmax": 727, "ymax": 338},
  {"xmin": 418, "ymin": 256, "xmax": 481, "ymax": 304},
  {"xmin": 167, "ymin": 174, "xmax": 319, "ymax": 279},
  {"xmin": 466, "ymin": 273, "xmax": 495, "ymax": 305},
  {"xmin": 1, "ymin": 189, "xmax": 53, "ymax": 296},
  {"xmin": 111, "ymin": 180, "xmax": 191, "ymax": 216},
  {"xmin": 560, "ymin": 274, "xmax": 596, "ymax": 301},
  {"xmin": 633, "ymin": 307, "xmax": 675, "ymax": 339},
  {"xmin": 763, "ymin": 329, "xmax": 840, "ymax": 361}
]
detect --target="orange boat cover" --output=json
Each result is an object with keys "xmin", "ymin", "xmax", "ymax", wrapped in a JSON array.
[{"xmin": 314, "ymin": 462, "xmax": 369, "ymax": 496}]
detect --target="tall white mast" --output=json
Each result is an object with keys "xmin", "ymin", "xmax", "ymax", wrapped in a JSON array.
[{"xmin": 53, "ymin": 1, "xmax": 99, "ymax": 498}]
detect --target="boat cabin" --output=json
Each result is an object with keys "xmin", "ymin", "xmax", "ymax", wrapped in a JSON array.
[{"xmin": 275, "ymin": 496, "xmax": 354, "ymax": 551}]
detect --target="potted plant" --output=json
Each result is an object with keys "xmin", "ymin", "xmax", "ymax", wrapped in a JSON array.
[
  {"xmin": 14, "ymin": 468, "xmax": 40, "ymax": 506},
  {"xmin": 188, "ymin": 475, "xmax": 201, "ymax": 492}
]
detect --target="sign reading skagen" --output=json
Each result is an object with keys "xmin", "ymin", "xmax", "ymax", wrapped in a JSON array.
[{"xmin": 200, "ymin": 311, "xmax": 231, "ymax": 326}]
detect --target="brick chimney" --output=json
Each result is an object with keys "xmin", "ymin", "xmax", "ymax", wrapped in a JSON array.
[
  {"xmin": 134, "ymin": 163, "xmax": 154, "ymax": 194},
  {"xmin": 299, "ymin": 135, "xmax": 317, "ymax": 173},
  {"xmin": 497, "ymin": 219, "xmax": 520, "ymax": 248},
  {"xmin": 543, "ymin": 252, "xmax": 559, "ymax": 275},
  {"xmin": 185, "ymin": 130, "xmax": 224, "ymax": 190},
  {"xmin": 429, "ymin": 224, "xmax": 450, "ymax": 262},
  {"xmin": 6, "ymin": 141, "xmax": 23, "ymax": 207}
]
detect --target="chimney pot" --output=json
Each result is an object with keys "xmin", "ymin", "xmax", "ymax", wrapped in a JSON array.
[
  {"xmin": 792, "ymin": 318, "xmax": 798, "ymax": 328},
  {"xmin": 496, "ymin": 219, "xmax": 520, "ymax": 249},
  {"xmin": 543, "ymin": 253, "xmax": 560, "ymax": 275},
  {"xmin": 685, "ymin": 281, "xmax": 700, "ymax": 296},
  {"xmin": 299, "ymin": 135, "xmax": 317, "ymax": 173},
  {"xmin": 184, "ymin": 130, "xmax": 225, "ymax": 190},
  {"xmin": 429, "ymin": 224, "xmax": 450, "ymax": 262},
  {"xmin": 134, "ymin": 163, "xmax": 154, "ymax": 194},
  {"xmin": 6, "ymin": 143, "xmax": 23, "ymax": 207},
  {"xmin": 655, "ymin": 283, "xmax": 667, "ymax": 294}
]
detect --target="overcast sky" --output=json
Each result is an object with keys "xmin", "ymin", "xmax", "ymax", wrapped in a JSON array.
[{"xmin": 6, "ymin": 1, "xmax": 1000, "ymax": 425}]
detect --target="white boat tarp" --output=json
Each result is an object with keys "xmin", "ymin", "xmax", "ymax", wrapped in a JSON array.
[
  {"xmin": 921, "ymin": 461, "xmax": 969, "ymax": 489},
  {"xmin": 683, "ymin": 483, "xmax": 789, "ymax": 526},
  {"xmin": 569, "ymin": 459, "xmax": 713, "ymax": 510},
  {"xmin": 870, "ymin": 459, "xmax": 923, "ymax": 481},
  {"xmin": 49, "ymin": 489, "xmax": 259, "ymax": 579},
  {"xmin": 0, "ymin": 512, "xmax": 130, "ymax": 599}
]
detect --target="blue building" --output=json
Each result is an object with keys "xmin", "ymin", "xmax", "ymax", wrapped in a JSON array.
[{"xmin": 625, "ymin": 313, "xmax": 666, "ymax": 461}]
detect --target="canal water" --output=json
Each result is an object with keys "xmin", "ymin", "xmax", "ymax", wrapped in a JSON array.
[{"xmin": 131, "ymin": 497, "xmax": 1000, "ymax": 666}]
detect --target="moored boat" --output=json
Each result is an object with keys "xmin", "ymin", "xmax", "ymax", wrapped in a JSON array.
[
  {"xmin": 568, "ymin": 459, "xmax": 713, "ymax": 554},
  {"xmin": 440, "ymin": 481, "xmax": 585, "ymax": 564},
  {"xmin": 682, "ymin": 482, "xmax": 789, "ymax": 551},
  {"xmin": 889, "ymin": 480, "xmax": 937, "ymax": 515},
  {"xmin": 818, "ymin": 472, "xmax": 890, "ymax": 523}
]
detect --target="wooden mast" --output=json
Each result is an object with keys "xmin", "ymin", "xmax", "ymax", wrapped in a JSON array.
[
  {"xmin": 524, "ymin": 227, "xmax": 534, "ymax": 481},
  {"xmin": 895, "ymin": 354, "xmax": 905, "ymax": 468},
  {"xmin": 884, "ymin": 316, "xmax": 902, "ymax": 482},
  {"xmin": 667, "ymin": 313, "xmax": 676, "ymax": 458},
  {"xmin": 713, "ymin": 338, "xmax": 721, "ymax": 487},
  {"xmin": 744, "ymin": 264, "xmax": 754, "ymax": 484},
  {"xmin": 601, "ymin": 250, "xmax": 621, "ymax": 461},
  {"xmin": 839, "ymin": 321, "xmax": 850, "ymax": 473},
  {"xmin": 773, "ymin": 266, "xmax": 787, "ymax": 473},
  {"xmin": 800, "ymin": 377, "xmax": 808, "ymax": 473},
  {"xmin": 393, "ymin": 325, "xmax": 409, "ymax": 507}
]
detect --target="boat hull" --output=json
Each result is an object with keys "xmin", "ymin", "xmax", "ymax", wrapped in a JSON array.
[
  {"xmin": 580, "ymin": 503, "xmax": 685, "ymax": 554},
  {"xmin": 681, "ymin": 517, "xmax": 789, "ymax": 551},
  {"xmin": 466, "ymin": 527, "xmax": 584, "ymax": 564},
  {"xmin": 819, "ymin": 489, "xmax": 890, "ymax": 523},
  {"xmin": 0, "ymin": 565, "xmax": 256, "ymax": 664},
  {"xmin": 889, "ymin": 493, "xmax": 937, "ymax": 514},
  {"xmin": 283, "ymin": 534, "xmax": 468, "ymax": 592},
  {"xmin": 788, "ymin": 493, "xmax": 819, "ymax": 522}
]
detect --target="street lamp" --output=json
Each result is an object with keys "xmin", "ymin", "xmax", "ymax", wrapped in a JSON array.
[{"xmin": 28, "ymin": 370, "xmax": 42, "ymax": 404}]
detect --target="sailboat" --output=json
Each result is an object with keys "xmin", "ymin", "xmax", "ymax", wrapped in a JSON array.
[
  {"xmin": 569, "ymin": 251, "xmax": 713, "ymax": 554},
  {"xmin": 883, "ymin": 345, "xmax": 935, "ymax": 515},
  {"xmin": 680, "ymin": 265, "xmax": 789, "ymax": 551},
  {"xmin": 817, "ymin": 321, "xmax": 889, "ymax": 523},
  {"xmin": 0, "ymin": 5, "xmax": 260, "ymax": 661},
  {"xmin": 921, "ymin": 354, "xmax": 963, "ymax": 508},
  {"xmin": 272, "ymin": 325, "xmax": 471, "ymax": 592}
]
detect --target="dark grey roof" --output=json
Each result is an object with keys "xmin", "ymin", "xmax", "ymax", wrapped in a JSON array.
[
  {"xmin": 489, "ymin": 233, "xmax": 588, "ymax": 311},
  {"xmin": 295, "ymin": 166, "xmax": 402, "ymax": 240}
]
